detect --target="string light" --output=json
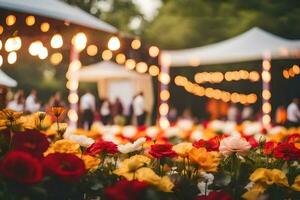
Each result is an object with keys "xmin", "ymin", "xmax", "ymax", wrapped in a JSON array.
[
  {"xmin": 116, "ymin": 53, "xmax": 126, "ymax": 64},
  {"xmin": 136, "ymin": 62, "xmax": 148, "ymax": 73},
  {"xmin": 175, "ymin": 75, "xmax": 257, "ymax": 104},
  {"xmin": 5, "ymin": 37, "xmax": 22, "ymax": 52},
  {"xmin": 159, "ymin": 103, "xmax": 169, "ymax": 116},
  {"xmin": 72, "ymin": 32, "xmax": 87, "ymax": 52},
  {"xmin": 40, "ymin": 22, "xmax": 50, "ymax": 32},
  {"xmin": 159, "ymin": 117, "xmax": 170, "ymax": 129},
  {"xmin": 68, "ymin": 109, "xmax": 78, "ymax": 122},
  {"xmin": 149, "ymin": 46, "xmax": 159, "ymax": 57},
  {"xmin": 108, "ymin": 36, "xmax": 120, "ymax": 51},
  {"xmin": 68, "ymin": 93, "xmax": 79, "ymax": 104},
  {"xmin": 283, "ymin": 65, "xmax": 300, "ymax": 79},
  {"xmin": 149, "ymin": 65, "xmax": 160, "ymax": 76},
  {"xmin": 102, "ymin": 49, "xmax": 112, "ymax": 61},
  {"xmin": 6, "ymin": 15, "xmax": 16, "ymax": 26},
  {"xmin": 0, "ymin": 40, "xmax": 2, "ymax": 50},
  {"xmin": 125, "ymin": 59, "xmax": 136, "ymax": 70},
  {"xmin": 86, "ymin": 45, "xmax": 98, "ymax": 56},
  {"xmin": 0, "ymin": 26, "xmax": 3, "ymax": 35},
  {"xmin": 261, "ymin": 58, "xmax": 271, "ymax": 127},
  {"xmin": 131, "ymin": 39, "xmax": 141, "ymax": 49},
  {"xmin": 160, "ymin": 90, "xmax": 170, "ymax": 101},
  {"xmin": 159, "ymin": 72, "xmax": 170, "ymax": 84},
  {"xmin": 25, "ymin": 16, "xmax": 35, "ymax": 26},
  {"xmin": 7, "ymin": 51, "xmax": 17, "ymax": 64},
  {"xmin": 0, "ymin": 55, "xmax": 3, "ymax": 67},
  {"xmin": 50, "ymin": 53, "xmax": 63, "ymax": 65},
  {"xmin": 50, "ymin": 34, "xmax": 63, "ymax": 49},
  {"xmin": 28, "ymin": 41, "xmax": 43, "ymax": 56},
  {"xmin": 38, "ymin": 47, "xmax": 48, "ymax": 59}
]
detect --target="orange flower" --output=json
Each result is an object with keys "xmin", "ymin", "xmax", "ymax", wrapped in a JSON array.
[
  {"xmin": 188, "ymin": 147, "xmax": 220, "ymax": 172},
  {"xmin": 49, "ymin": 107, "xmax": 65, "ymax": 118}
]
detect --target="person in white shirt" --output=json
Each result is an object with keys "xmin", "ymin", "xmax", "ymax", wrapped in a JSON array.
[
  {"xmin": 227, "ymin": 103, "xmax": 239, "ymax": 122},
  {"xmin": 7, "ymin": 90, "xmax": 25, "ymax": 112},
  {"xmin": 80, "ymin": 90, "xmax": 96, "ymax": 130},
  {"xmin": 242, "ymin": 104, "xmax": 253, "ymax": 121},
  {"xmin": 100, "ymin": 98, "xmax": 111, "ymax": 125},
  {"xmin": 133, "ymin": 92, "xmax": 145, "ymax": 126},
  {"xmin": 25, "ymin": 90, "xmax": 40, "ymax": 114},
  {"xmin": 287, "ymin": 98, "xmax": 300, "ymax": 127}
]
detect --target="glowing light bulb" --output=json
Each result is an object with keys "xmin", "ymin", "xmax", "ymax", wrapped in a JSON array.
[
  {"xmin": 102, "ymin": 49, "xmax": 113, "ymax": 61},
  {"xmin": 38, "ymin": 47, "xmax": 48, "ymax": 59},
  {"xmin": 51, "ymin": 34, "xmax": 63, "ymax": 49},
  {"xmin": 5, "ymin": 36, "xmax": 22, "ymax": 52},
  {"xmin": 149, "ymin": 46, "xmax": 159, "ymax": 57},
  {"xmin": 72, "ymin": 32, "xmax": 87, "ymax": 52},
  {"xmin": 6, "ymin": 15, "xmax": 16, "ymax": 26},
  {"xmin": 131, "ymin": 39, "xmax": 141, "ymax": 49},
  {"xmin": 86, "ymin": 45, "xmax": 98, "ymax": 56},
  {"xmin": 7, "ymin": 51, "xmax": 17, "ymax": 64},
  {"xmin": 40, "ymin": 22, "xmax": 50, "ymax": 32},
  {"xmin": 25, "ymin": 16, "xmax": 35, "ymax": 26},
  {"xmin": 50, "ymin": 53, "xmax": 63, "ymax": 65},
  {"xmin": 108, "ymin": 36, "xmax": 120, "ymax": 51}
]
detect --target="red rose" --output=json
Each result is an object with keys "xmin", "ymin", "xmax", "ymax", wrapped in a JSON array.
[
  {"xmin": 105, "ymin": 180, "xmax": 148, "ymax": 200},
  {"xmin": 149, "ymin": 143, "xmax": 177, "ymax": 159},
  {"xmin": 12, "ymin": 130, "xmax": 49, "ymax": 158},
  {"xmin": 273, "ymin": 142, "xmax": 300, "ymax": 161},
  {"xmin": 193, "ymin": 136, "xmax": 221, "ymax": 151},
  {"xmin": 0, "ymin": 151, "xmax": 43, "ymax": 184},
  {"xmin": 287, "ymin": 134, "xmax": 300, "ymax": 144},
  {"xmin": 43, "ymin": 153, "xmax": 86, "ymax": 182},
  {"xmin": 85, "ymin": 140, "xmax": 118, "ymax": 156},
  {"xmin": 244, "ymin": 136, "xmax": 259, "ymax": 148},
  {"xmin": 263, "ymin": 141, "xmax": 277, "ymax": 155},
  {"xmin": 196, "ymin": 191, "xmax": 233, "ymax": 200}
]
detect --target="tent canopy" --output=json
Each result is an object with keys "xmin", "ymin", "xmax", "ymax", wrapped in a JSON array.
[
  {"xmin": 0, "ymin": 70, "xmax": 17, "ymax": 87},
  {"xmin": 77, "ymin": 61, "xmax": 153, "ymax": 113},
  {"xmin": 162, "ymin": 27, "xmax": 300, "ymax": 67},
  {"xmin": 0, "ymin": 0, "xmax": 117, "ymax": 33}
]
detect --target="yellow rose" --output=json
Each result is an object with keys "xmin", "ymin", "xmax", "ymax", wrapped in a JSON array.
[
  {"xmin": 22, "ymin": 113, "xmax": 52, "ymax": 130},
  {"xmin": 188, "ymin": 147, "xmax": 220, "ymax": 172},
  {"xmin": 44, "ymin": 139, "xmax": 81, "ymax": 156},
  {"xmin": 292, "ymin": 175, "xmax": 300, "ymax": 191},
  {"xmin": 45, "ymin": 123, "xmax": 68, "ymax": 136},
  {"xmin": 81, "ymin": 155, "xmax": 100, "ymax": 171},
  {"xmin": 158, "ymin": 176, "xmax": 174, "ymax": 192},
  {"xmin": 249, "ymin": 168, "xmax": 288, "ymax": 187},
  {"xmin": 172, "ymin": 142, "xmax": 193, "ymax": 158},
  {"xmin": 114, "ymin": 155, "xmax": 151, "ymax": 180},
  {"xmin": 242, "ymin": 183, "xmax": 266, "ymax": 200}
]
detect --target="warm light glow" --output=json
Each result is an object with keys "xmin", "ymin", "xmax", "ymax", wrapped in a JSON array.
[
  {"xmin": 131, "ymin": 39, "xmax": 141, "ymax": 49},
  {"xmin": 292, "ymin": 65, "xmax": 300, "ymax": 74},
  {"xmin": 159, "ymin": 103, "xmax": 169, "ymax": 116},
  {"xmin": 262, "ymin": 60, "xmax": 271, "ymax": 70},
  {"xmin": 38, "ymin": 47, "xmax": 48, "ymax": 59},
  {"xmin": 262, "ymin": 114, "xmax": 271, "ymax": 125},
  {"xmin": 149, "ymin": 46, "xmax": 160, "ymax": 57},
  {"xmin": 40, "ymin": 22, "xmax": 50, "ymax": 32},
  {"xmin": 149, "ymin": 65, "xmax": 159, "ymax": 76},
  {"xmin": 247, "ymin": 94, "xmax": 257, "ymax": 104},
  {"xmin": 50, "ymin": 53, "xmax": 63, "ymax": 65},
  {"xmin": 160, "ymin": 90, "xmax": 170, "ymax": 101},
  {"xmin": 249, "ymin": 71, "xmax": 260, "ymax": 82},
  {"xmin": 283, "ymin": 70, "xmax": 289, "ymax": 79},
  {"xmin": 174, "ymin": 76, "xmax": 187, "ymax": 86},
  {"xmin": 116, "ymin": 53, "xmax": 126, "ymax": 64},
  {"xmin": 68, "ymin": 109, "xmax": 78, "ymax": 122},
  {"xmin": 262, "ymin": 102, "xmax": 272, "ymax": 113},
  {"xmin": 50, "ymin": 34, "xmax": 63, "ymax": 49},
  {"xmin": 125, "ymin": 59, "xmax": 136, "ymax": 70},
  {"xmin": 25, "ymin": 16, "xmax": 35, "ymax": 26},
  {"xmin": 5, "ymin": 37, "xmax": 22, "ymax": 52},
  {"xmin": 68, "ymin": 93, "xmax": 79, "ymax": 104},
  {"xmin": 159, "ymin": 72, "xmax": 170, "ymax": 84},
  {"xmin": 136, "ymin": 62, "xmax": 148, "ymax": 73},
  {"xmin": 28, "ymin": 41, "xmax": 43, "ymax": 56},
  {"xmin": 159, "ymin": 117, "xmax": 170, "ymax": 129},
  {"xmin": 0, "ymin": 26, "xmax": 3, "ymax": 35},
  {"xmin": 262, "ymin": 90, "xmax": 271, "ymax": 100},
  {"xmin": 86, "ymin": 45, "xmax": 98, "ymax": 56},
  {"xmin": 102, "ymin": 49, "xmax": 113, "ymax": 61},
  {"xmin": 6, "ymin": 15, "xmax": 16, "ymax": 26},
  {"xmin": 108, "ymin": 36, "xmax": 120, "ymax": 51},
  {"xmin": 262, "ymin": 71, "xmax": 271, "ymax": 82},
  {"xmin": 69, "ymin": 60, "xmax": 82, "ymax": 72},
  {"xmin": 0, "ymin": 55, "xmax": 3, "ymax": 67},
  {"xmin": 72, "ymin": 32, "xmax": 87, "ymax": 52},
  {"xmin": 7, "ymin": 51, "xmax": 17, "ymax": 64},
  {"xmin": 66, "ymin": 81, "xmax": 79, "ymax": 90},
  {"xmin": 0, "ymin": 40, "xmax": 2, "ymax": 50}
]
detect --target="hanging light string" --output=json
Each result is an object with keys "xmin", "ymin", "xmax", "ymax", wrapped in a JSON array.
[
  {"xmin": 282, "ymin": 64, "xmax": 300, "ymax": 79},
  {"xmin": 175, "ymin": 75, "xmax": 257, "ymax": 104}
]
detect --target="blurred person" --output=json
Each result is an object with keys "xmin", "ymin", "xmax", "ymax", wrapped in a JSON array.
[
  {"xmin": 111, "ymin": 97, "xmax": 123, "ymax": 119},
  {"xmin": 227, "ymin": 103, "xmax": 239, "ymax": 122},
  {"xmin": 25, "ymin": 90, "xmax": 40, "ymax": 113},
  {"xmin": 7, "ymin": 90, "xmax": 25, "ymax": 112},
  {"xmin": 133, "ymin": 92, "xmax": 145, "ymax": 126},
  {"xmin": 100, "ymin": 98, "xmax": 111, "ymax": 125},
  {"xmin": 80, "ymin": 90, "xmax": 96, "ymax": 130},
  {"xmin": 242, "ymin": 104, "xmax": 253, "ymax": 121},
  {"xmin": 48, "ymin": 92, "xmax": 65, "ymax": 108},
  {"xmin": 125, "ymin": 97, "xmax": 134, "ymax": 125},
  {"xmin": 168, "ymin": 106, "xmax": 178, "ymax": 123},
  {"xmin": 287, "ymin": 98, "xmax": 300, "ymax": 127}
]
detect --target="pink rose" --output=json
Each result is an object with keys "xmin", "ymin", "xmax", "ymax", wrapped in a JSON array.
[{"xmin": 219, "ymin": 135, "xmax": 251, "ymax": 156}]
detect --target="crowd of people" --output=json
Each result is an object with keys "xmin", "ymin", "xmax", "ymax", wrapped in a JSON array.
[{"xmin": 0, "ymin": 87, "xmax": 299, "ymax": 129}]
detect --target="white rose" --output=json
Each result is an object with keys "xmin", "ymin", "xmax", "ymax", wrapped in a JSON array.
[{"xmin": 118, "ymin": 137, "xmax": 146, "ymax": 154}]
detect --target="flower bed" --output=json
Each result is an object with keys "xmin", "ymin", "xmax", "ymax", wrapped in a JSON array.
[{"xmin": 0, "ymin": 108, "xmax": 299, "ymax": 200}]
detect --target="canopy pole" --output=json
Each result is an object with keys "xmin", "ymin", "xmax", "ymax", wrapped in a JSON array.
[
  {"xmin": 67, "ymin": 44, "xmax": 80, "ymax": 128},
  {"xmin": 261, "ymin": 54, "xmax": 272, "ymax": 128}
]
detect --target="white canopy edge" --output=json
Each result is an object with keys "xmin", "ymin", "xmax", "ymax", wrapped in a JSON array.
[
  {"xmin": 161, "ymin": 27, "xmax": 300, "ymax": 67},
  {"xmin": 0, "ymin": 0, "xmax": 117, "ymax": 33},
  {"xmin": 0, "ymin": 69, "xmax": 17, "ymax": 87}
]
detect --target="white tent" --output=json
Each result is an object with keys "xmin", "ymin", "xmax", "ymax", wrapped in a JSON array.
[
  {"xmin": 162, "ymin": 27, "xmax": 300, "ymax": 67},
  {"xmin": 0, "ymin": 0, "xmax": 117, "ymax": 33},
  {"xmin": 77, "ymin": 61, "xmax": 153, "ymax": 114},
  {"xmin": 0, "ymin": 69, "xmax": 17, "ymax": 87}
]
